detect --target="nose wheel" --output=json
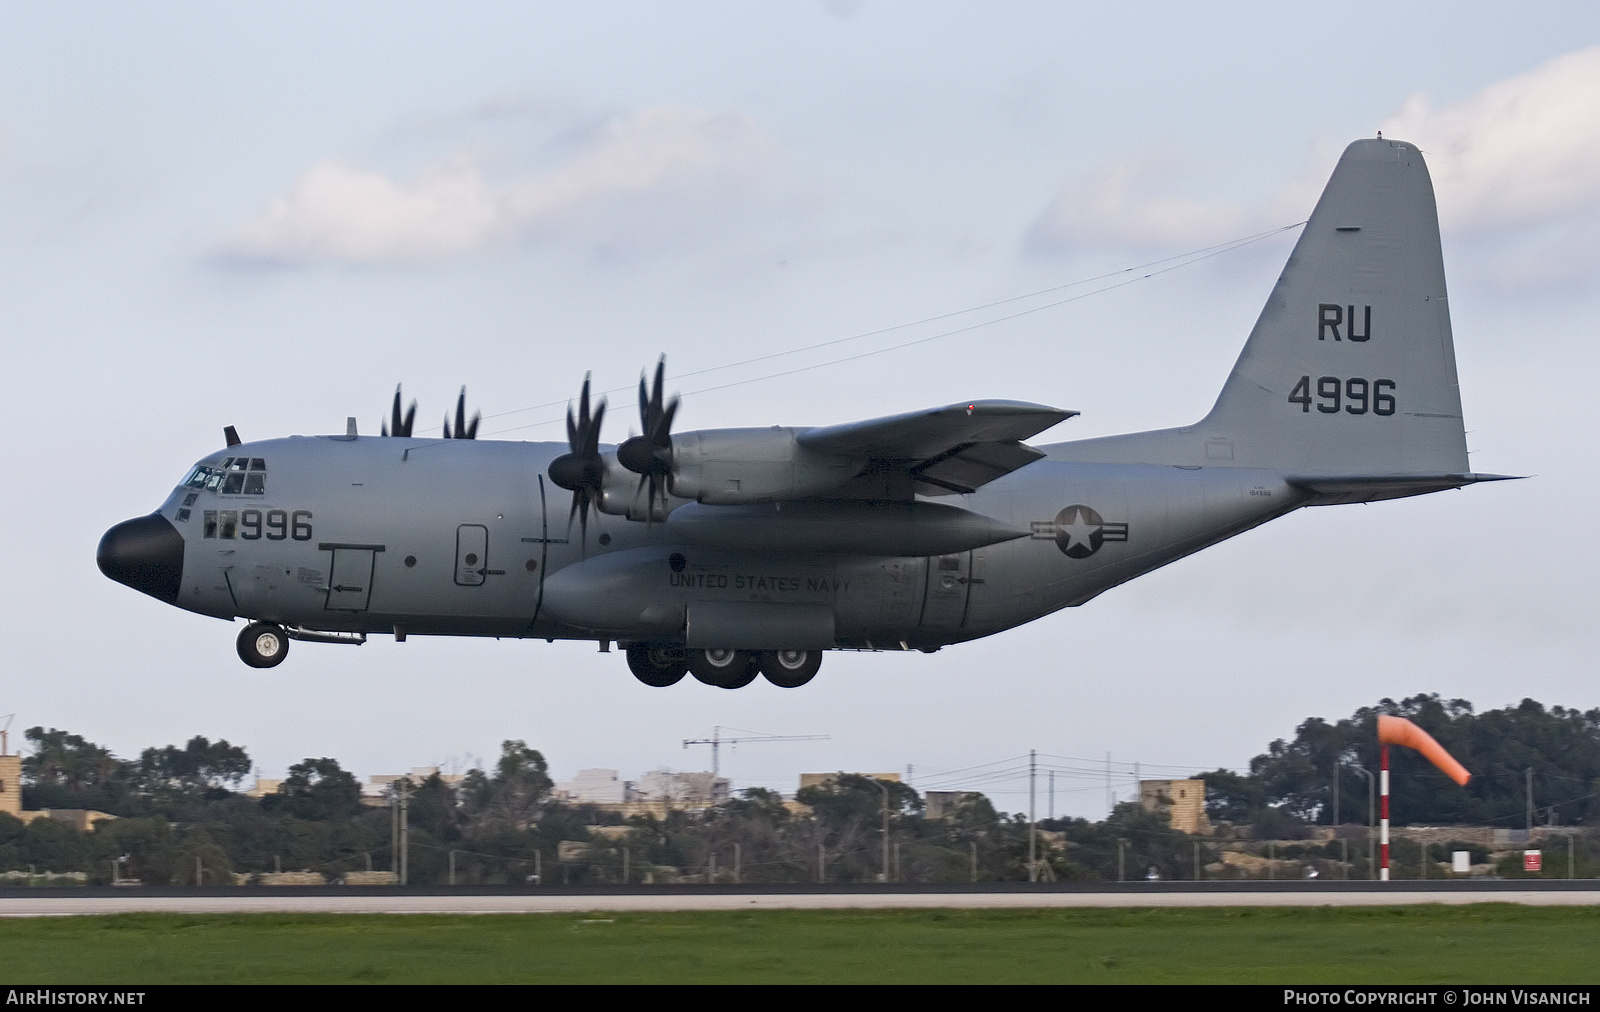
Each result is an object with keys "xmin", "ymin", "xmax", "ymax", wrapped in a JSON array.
[{"xmin": 237, "ymin": 622, "xmax": 289, "ymax": 668}]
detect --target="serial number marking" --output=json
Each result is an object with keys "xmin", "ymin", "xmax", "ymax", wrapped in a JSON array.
[
  {"xmin": 204, "ymin": 508, "xmax": 312, "ymax": 540},
  {"xmin": 1288, "ymin": 376, "xmax": 1395, "ymax": 415}
]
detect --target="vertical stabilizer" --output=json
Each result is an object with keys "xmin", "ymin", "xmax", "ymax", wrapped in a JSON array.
[{"xmin": 1053, "ymin": 138, "xmax": 1471, "ymax": 478}]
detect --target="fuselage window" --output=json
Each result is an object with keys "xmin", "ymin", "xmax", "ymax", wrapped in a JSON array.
[
  {"xmin": 192, "ymin": 457, "xmax": 268, "ymax": 496},
  {"xmin": 202, "ymin": 509, "xmax": 240, "ymax": 539}
]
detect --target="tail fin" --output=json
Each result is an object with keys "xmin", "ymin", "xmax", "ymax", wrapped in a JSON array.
[
  {"xmin": 1202, "ymin": 137, "xmax": 1467, "ymax": 474},
  {"xmin": 1054, "ymin": 138, "xmax": 1472, "ymax": 480}
]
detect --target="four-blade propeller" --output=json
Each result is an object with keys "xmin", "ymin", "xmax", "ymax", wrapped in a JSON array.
[
  {"xmin": 379, "ymin": 368, "xmax": 672, "ymax": 538},
  {"xmin": 617, "ymin": 358, "xmax": 679, "ymax": 519},
  {"xmin": 546, "ymin": 374, "xmax": 608, "ymax": 542},
  {"xmin": 381, "ymin": 384, "xmax": 417, "ymax": 437},
  {"xmin": 443, "ymin": 387, "xmax": 480, "ymax": 439}
]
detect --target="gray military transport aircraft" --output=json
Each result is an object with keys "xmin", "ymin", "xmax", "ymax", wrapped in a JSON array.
[{"xmin": 99, "ymin": 137, "xmax": 1511, "ymax": 688}]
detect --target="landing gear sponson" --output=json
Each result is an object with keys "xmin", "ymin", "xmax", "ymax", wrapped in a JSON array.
[{"xmin": 625, "ymin": 644, "xmax": 821, "ymax": 689}]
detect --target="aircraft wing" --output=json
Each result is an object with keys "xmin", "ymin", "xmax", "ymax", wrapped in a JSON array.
[{"xmin": 798, "ymin": 399, "xmax": 1076, "ymax": 495}]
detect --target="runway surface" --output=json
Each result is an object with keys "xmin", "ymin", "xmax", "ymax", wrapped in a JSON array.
[{"xmin": 3, "ymin": 882, "xmax": 1597, "ymax": 916}]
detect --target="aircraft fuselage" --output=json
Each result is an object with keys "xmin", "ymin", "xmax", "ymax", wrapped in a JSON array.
[{"xmin": 126, "ymin": 433, "xmax": 1299, "ymax": 650}]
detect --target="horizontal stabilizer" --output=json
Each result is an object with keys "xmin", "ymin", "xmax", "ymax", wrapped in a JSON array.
[{"xmin": 1288, "ymin": 472, "xmax": 1523, "ymax": 506}]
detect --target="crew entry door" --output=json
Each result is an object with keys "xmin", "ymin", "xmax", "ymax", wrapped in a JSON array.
[{"xmin": 321, "ymin": 544, "xmax": 383, "ymax": 611}]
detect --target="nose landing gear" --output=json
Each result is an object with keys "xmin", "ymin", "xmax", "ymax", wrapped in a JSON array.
[{"xmin": 237, "ymin": 622, "xmax": 289, "ymax": 668}]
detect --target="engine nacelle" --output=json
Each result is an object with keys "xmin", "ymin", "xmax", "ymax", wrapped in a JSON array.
[
  {"xmin": 668, "ymin": 429, "xmax": 860, "ymax": 505},
  {"xmin": 577, "ymin": 453, "xmax": 674, "ymax": 523}
]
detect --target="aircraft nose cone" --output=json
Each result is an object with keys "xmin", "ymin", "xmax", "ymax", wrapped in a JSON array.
[{"xmin": 97, "ymin": 513, "xmax": 184, "ymax": 603}]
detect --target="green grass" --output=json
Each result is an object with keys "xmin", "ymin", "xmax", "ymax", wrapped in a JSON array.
[{"xmin": 1, "ymin": 906, "xmax": 1597, "ymax": 984}]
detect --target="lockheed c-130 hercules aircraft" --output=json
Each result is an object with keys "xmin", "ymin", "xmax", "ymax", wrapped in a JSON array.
[{"xmin": 99, "ymin": 137, "xmax": 1512, "ymax": 688}]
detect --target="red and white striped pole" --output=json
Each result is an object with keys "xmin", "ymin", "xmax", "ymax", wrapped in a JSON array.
[{"xmin": 1380, "ymin": 743, "xmax": 1391, "ymax": 881}]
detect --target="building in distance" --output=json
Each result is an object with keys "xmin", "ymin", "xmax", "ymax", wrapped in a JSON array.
[{"xmin": 1139, "ymin": 779, "xmax": 1211, "ymax": 835}]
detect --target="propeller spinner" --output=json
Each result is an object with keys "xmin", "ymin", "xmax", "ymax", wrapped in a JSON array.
[
  {"xmin": 617, "ymin": 358, "xmax": 678, "ymax": 518},
  {"xmin": 546, "ymin": 375, "xmax": 607, "ymax": 542}
]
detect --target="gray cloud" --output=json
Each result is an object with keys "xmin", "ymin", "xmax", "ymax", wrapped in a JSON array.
[{"xmin": 219, "ymin": 107, "xmax": 778, "ymax": 265}]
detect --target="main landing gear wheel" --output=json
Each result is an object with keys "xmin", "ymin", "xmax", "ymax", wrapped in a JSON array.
[
  {"xmin": 758, "ymin": 649, "xmax": 822, "ymax": 688},
  {"xmin": 237, "ymin": 622, "xmax": 289, "ymax": 668},
  {"xmin": 626, "ymin": 644, "xmax": 688, "ymax": 687},
  {"xmin": 687, "ymin": 648, "xmax": 759, "ymax": 689}
]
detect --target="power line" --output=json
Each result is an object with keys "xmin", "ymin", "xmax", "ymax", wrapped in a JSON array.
[{"xmin": 482, "ymin": 221, "xmax": 1304, "ymax": 436}]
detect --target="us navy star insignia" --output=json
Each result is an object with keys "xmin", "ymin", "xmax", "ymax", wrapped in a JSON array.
[{"xmin": 1030, "ymin": 504, "xmax": 1129, "ymax": 559}]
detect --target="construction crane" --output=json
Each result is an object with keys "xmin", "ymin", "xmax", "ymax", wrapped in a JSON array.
[{"xmin": 682, "ymin": 726, "xmax": 830, "ymax": 777}]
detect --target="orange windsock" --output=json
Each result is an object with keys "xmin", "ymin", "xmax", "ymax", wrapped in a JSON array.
[{"xmin": 1378, "ymin": 715, "xmax": 1471, "ymax": 785}]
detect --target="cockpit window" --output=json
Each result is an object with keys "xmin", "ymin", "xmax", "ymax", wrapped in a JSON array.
[{"xmin": 185, "ymin": 458, "xmax": 267, "ymax": 495}]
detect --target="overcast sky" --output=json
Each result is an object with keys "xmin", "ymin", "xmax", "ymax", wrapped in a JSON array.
[{"xmin": 2, "ymin": 3, "xmax": 1597, "ymax": 819}]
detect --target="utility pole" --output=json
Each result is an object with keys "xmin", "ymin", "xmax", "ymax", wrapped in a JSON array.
[
  {"xmin": 869, "ymin": 778, "xmax": 891, "ymax": 883},
  {"xmin": 1333, "ymin": 759, "xmax": 1340, "ymax": 829},
  {"xmin": 1049, "ymin": 770, "xmax": 1055, "ymax": 821},
  {"xmin": 1028, "ymin": 750, "xmax": 1037, "ymax": 883},
  {"xmin": 1353, "ymin": 766, "xmax": 1376, "ymax": 880},
  {"xmin": 681, "ymin": 726, "xmax": 829, "ymax": 777},
  {"xmin": 1526, "ymin": 767, "xmax": 1534, "ymax": 835},
  {"xmin": 398, "ymin": 780, "xmax": 410, "ymax": 886}
]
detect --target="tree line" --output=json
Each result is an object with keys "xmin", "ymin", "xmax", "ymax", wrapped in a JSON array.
[
  {"xmin": 1199, "ymin": 694, "xmax": 1600, "ymax": 834},
  {"xmin": 2, "ymin": 693, "xmax": 1596, "ymax": 885}
]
